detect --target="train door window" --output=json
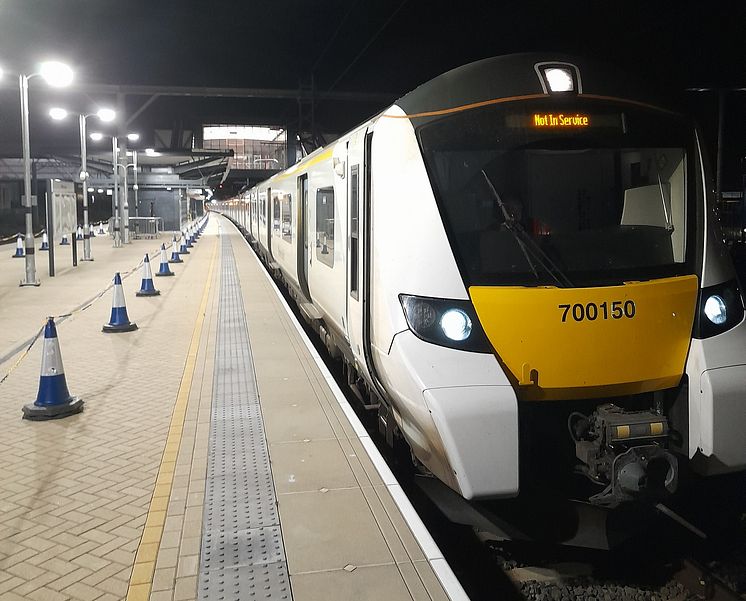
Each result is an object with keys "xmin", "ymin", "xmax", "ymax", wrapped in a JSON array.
[
  {"xmin": 272, "ymin": 193, "xmax": 281, "ymax": 235},
  {"xmin": 260, "ymin": 192, "xmax": 266, "ymax": 226},
  {"xmin": 281, "ymin": 193, "xmax": 293, "ymax": 242},
  {"xmin": 316, "ymin": 187, "xmax": 334, "ymax": 267},
  {"xmin": 350, "ymin": 164, "xmax": 359, "ymax": 299}
]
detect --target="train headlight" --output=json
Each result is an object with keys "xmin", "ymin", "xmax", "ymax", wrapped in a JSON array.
[
  {"xmin": 704, "ymin": 294, "xmax": 727, "ymax": 325},
  {"xmin": 440, "ymin": 308, "xmax": 472, "ymax": 341},
  {"xmin": 399, "ymin": 294, "xmax": 491, "ymax": 353},
  {"xmin": 694, "ymin": 279, "xmax": 744, "ymax": 339}
]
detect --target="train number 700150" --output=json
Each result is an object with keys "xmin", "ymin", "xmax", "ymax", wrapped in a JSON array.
[{"xmin": 558, "ymin": 300, "xmax": 636, "ymax": 323}]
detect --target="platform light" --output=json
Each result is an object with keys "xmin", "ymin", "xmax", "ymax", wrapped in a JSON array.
[
  {"xmin": 48, "ymin": 107, "xmax": 68, "ymax": 121},
  {"xmin": 440, "ymin": 308, "xmax": 472, "ymax": 341},
  {"xmin": 89, "ymin": 132, "xmax": 103, "ymax": 141},
  {"xmin": 96, "ymin": 108, "xmax": 116, "ymax": 122},
  {"xmin": 704, "ymin": 295, "xmax": 727, "ymax": 325},
  {"xmin": 127, "ymin": 133, "xmax": 140, "ymax": 142},
  {"xmin": 544, "ymin": 67, "xmax": 574, "ymax": 92},
  {"xmin": 39, "ymin": 61, "xmax": 73, "ymax": 88},
  {"xmin": 87, "ymin": 187, "xmax": 94, "ymax": 192},
  {"xmin": 97, "ymin": 188, "xmax": 104, "ymax": 193},
  {"xmin": 145, "ymin": 148, "xmax": 161, "ymax": 157}
]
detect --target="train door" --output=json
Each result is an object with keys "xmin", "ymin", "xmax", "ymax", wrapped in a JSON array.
[
  {"xmin": 346, "ymin": 133, "xmax": 364, "ymax": 364},
  {"xmin": 297, "ymin": 174, "xmax": 311, "ymax": 300},
  {"xmin": 266, "ymin": 186, "xmax": 272, "ymax": 257}
]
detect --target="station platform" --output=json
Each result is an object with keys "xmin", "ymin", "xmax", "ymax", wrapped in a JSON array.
[{"xmin": 0, "ymin": 215, "xmax": 464, "ymax": 601}]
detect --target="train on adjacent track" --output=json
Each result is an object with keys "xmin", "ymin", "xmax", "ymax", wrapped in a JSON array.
[{"xmin": 213, "ymin": 54, "xmax": 746, "ymax": 543}]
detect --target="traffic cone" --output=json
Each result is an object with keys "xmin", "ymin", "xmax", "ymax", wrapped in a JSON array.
[
  {"xmin": 185, "ymin": 228, "xmax": 194, "ymax": 248},
  {"xmin": 76, "ymin": 226, "xmax": 83, "ymax": 240},
  {"xmin": 22, "ymin": 317, "xmax": 84, "ymax": 420},
  {"xmin": 169, "ymin": 237, "xmax": 183, "ymax": 263},
  {"xmin": 97, "ymin": 222, "xmax": 105, "ymax": 235},
  {"xmin": 156, "ymin": 244, "xmax": 174, "ymax": 276},
  {"xmin": 179, "ymin": 232, "xmax": 190, "ymax": 255},
  {"xmin": 39, "ymin": 230, "xmax": 49, "ymax": 251},
  {"xmin": 12, "ymin": 234, "xmax": 24, "ymax": 258},
  {"xmin": 89, "ymin": 223, "xmax": 95, "ymax": 238},
  {"xmin": 136, "ymin": 254, "xmax": 160, "ymax": 296},
  {"xmin": 60, "ymin": 233, "xmax": 70, "ymax": 245},
  {"xmin": 103, "ymin": 273, "xmax": 138, "ymax": 332}
]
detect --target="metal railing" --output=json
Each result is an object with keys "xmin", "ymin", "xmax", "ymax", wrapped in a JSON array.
[{"xmin": 128, "ymin": 217, "xmax": 163, "ymax": 239}]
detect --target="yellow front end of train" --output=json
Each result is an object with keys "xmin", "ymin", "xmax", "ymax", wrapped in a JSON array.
[{"xmin": 470, "ymin": 275, "xmax": 698, "ymax": 400}]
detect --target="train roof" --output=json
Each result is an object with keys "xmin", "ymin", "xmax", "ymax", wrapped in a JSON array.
[{"xmin": 395, "ymin": 53, "xmax": 670, "ymax": 125}]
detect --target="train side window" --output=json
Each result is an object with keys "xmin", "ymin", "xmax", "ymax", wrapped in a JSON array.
[
  {"xmin": 272, "ymin": 194, "xmax": 281, "ymax": 235},
  {"xmin": 350, "ymin": 164, "xmax": 359, "ymax": 299},
  {"xmin": 316, "ymin": 187, "xmax": 334, "ymax": 267},
  {"xmin": 281, "ymin": 193, "xmax": 292, "ymax": 242}
]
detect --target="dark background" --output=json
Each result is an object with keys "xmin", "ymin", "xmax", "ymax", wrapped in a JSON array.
[{"xmin": 1, "ymin": 0, "xmax": 745, "ymax": 189}]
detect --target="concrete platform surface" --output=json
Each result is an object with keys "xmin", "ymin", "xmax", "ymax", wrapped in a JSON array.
[{"xmin": 0, "ymin": 215, "xmax": 464, "ymax": 601}]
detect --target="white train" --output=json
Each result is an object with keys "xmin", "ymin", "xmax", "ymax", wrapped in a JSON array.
[{"xmin": 214, "ymin": 54, "xmax": 746, "ymax": 525}]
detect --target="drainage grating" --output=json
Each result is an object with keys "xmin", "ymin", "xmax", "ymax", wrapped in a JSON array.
[{"xmin": 198, "ymin": 234, "xmax": 292, "ymax": 600}]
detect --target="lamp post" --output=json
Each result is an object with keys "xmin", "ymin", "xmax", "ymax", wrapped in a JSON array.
[
  {"xmin": 89, "ymin": 132, "xmax": 139, "ymax": 247},
  {"xmin": 16, "ymin": 61, "xmax": 73, "ymax": 286},
  {"xmin": 50, "ymin": 107, "xmax": 116, "ymax": 260}
]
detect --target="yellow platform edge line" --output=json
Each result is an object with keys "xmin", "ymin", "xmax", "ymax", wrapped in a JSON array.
[{"xmin": 126, "ymin": 236, "xmax": 219, "ymax": 601}]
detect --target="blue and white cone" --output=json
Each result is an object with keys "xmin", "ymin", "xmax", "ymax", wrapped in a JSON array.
[
  {"xmin": 76, "ymin": 226, "xmax": 83, "ymax": 240},
  {"xmin": 179, "ymin": 232, "xmax": 190, "ymax": 255},
  {"xmin": 89, "ymin": 223, "xmax": 95, "ymax": 238},
  {"xmin": 12, "ymin": 234, "xmax": 24, "ymax": 258},
  {"xmin": 39, "ymin": 231, "xmax": 49, "ymax": 251},
  {"xmin": 97, "ymin": 222, "xmax": 105, "ymax": 235},
  {"xmin": 185, "ymin": 228, "xmax": 194, "ymax": 248},
  {"xmin": 136, "ymin": 254, "xmax": 160, "ymax": 296},
  {"xmin": 22, "ymin": 318, "xmax": 84, "ymax": 420},
  {"xmin": 169, "ymin": 237, "xmax": 183, "ymax": 263},
  {"xmin": 60, "ymin": 233, "xmax": 70, "ymax": 245},
  {"xmin": 103, "ymin": 272, "xmax": 138, "ymax": 332},
  {"xmin": 156, "ymin": 244, "xmax": 175, "ymax": 276}
]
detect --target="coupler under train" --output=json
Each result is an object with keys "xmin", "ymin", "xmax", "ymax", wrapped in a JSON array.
[{"xmin": 570, "ymin": 403, "xmax": 678, "ymax": 507}]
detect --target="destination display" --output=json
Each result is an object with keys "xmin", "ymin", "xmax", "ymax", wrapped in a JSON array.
[{"xmin": 504, "ymin": 111, "xmax": 622, "ymax": 130}]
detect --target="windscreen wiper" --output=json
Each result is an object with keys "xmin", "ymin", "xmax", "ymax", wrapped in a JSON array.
[
  {"xmin": 656, "ymin": 172, "xmax": 674, "ymax": 232},
  {"xmin": 481, "ymin": 170, "xmax": 574, "ymax": 288}
]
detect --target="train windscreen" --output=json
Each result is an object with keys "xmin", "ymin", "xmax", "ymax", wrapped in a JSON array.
[{"xmin": 417, "ymin": 99, "xmax": 696, "ymax": 287}]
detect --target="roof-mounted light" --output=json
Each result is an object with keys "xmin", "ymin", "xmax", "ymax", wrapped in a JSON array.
[
  {"xmin": 535, "ymin": 62, "xmax": 581, "ymax": 95},
  {"xmin": 544, "ymin": 68, "xmax": 574, "ymax": 92}
]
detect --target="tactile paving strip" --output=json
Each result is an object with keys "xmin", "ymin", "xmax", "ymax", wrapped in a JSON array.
[{"xmin": 198, "ymin": 234, "xmax": 292, "ymax": 600}]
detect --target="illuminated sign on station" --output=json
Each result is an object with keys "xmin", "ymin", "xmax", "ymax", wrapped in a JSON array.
[{"xmin": 533, "ymin": 113, "xmax": 590, "ymax": 128}]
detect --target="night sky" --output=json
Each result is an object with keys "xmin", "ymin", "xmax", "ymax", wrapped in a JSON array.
[{"xmin": 1, "ymin": 0, "xmax": 745, "ymax": 186}]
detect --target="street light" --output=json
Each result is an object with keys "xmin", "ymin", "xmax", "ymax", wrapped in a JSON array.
[
  {"xmin": 17, "ymin": 60, "xmax": 73, "ymax": 286},
  {"xmin": 49, "ymin": 106, "xmax": 116, "ymax": 260},
  {"xmin": 89, "ymin": 132, "xmax": 138, "ymax": 247}
]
